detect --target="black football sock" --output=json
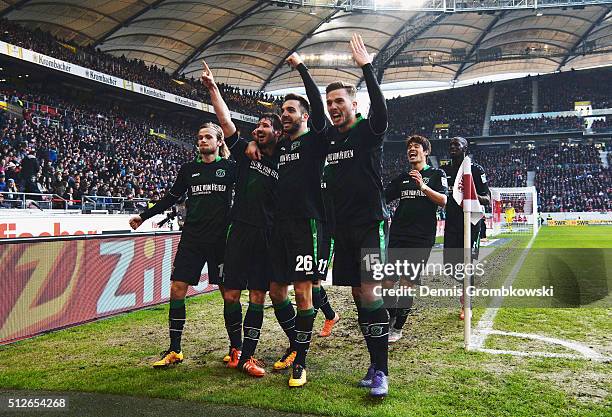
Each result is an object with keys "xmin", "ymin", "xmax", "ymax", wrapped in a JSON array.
[
  {"xmin": 273, "ymin": 298, "xmax": 297, "ymax": 350},
  {"xmin": 319, "ymin": 286, "xmax": 336, "ymax": 320},
  {"xmin": 312, "ymin": 286, "xmax": 322, "ymax": 320},
  {"xmin": 365, "ymin": 299, "xmax": 389, "ymax": 376},
  {"xmin": 356, "ymin": 300, "xmax": 375, "ymax": 366},
  {"xmin": 393, "ymin": 295, "xmax": 414, "ymax": 331},
  {"xmin": 223, "ymin": 301, "xmax": 242, "ymax": 350},
  {"xmin": 294, "ymin": 308, "xmax": 315, "ymax": 368},
  {"xmin": 238, "ymin": 302, "xmax": 264, "ymax": 366},
  {"xmin": 169, "ymin": 298, "xmax": 186, "ymax": 353}
]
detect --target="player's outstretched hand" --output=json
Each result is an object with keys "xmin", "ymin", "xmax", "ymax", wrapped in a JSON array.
[
  {"xmin": 350, "ymin": 33, "xmax": 372, "ymax": 67},
  {"xmin": 129, "ymin": 215, "xmax": 143, "ymax": 230},
  {"xmin": 200, "ymin": 60, "xmax": 215, "ymax": 89},
  {"xmin": 245, "ymin": 140, "xmax": 262, "ymax": 161},
  {"xmin": 286, "ymin": 52, "xmax": 303, "ymax": 69}
]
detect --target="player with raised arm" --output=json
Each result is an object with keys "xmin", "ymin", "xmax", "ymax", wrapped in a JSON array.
[
  {"xmin": 201, "ymin": 61, "xmax": 283, "ymax": 377},
  {"xmin": 246, "ymin": 52, "xmax": 329, "ymax": 388},
  {"xmin": 441, "ymin": 137, "xmax": 490, "ymax": 320},
  {"xmin": 323, "ymin": 34, "xmax": 390, "ymax": 397},
  {"xmin": 129, "ymin": 118, "xmax": 235, "ymax": 369},
  {"xmin": 383, "ymin": 135, "xmax": 447, "ymax": 343}
]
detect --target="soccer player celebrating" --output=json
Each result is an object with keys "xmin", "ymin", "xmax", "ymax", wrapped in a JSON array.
[
  {"xmin": 441, "ymin": 137, "xmax": 490, "ymax": 320},
  {"xmin": 383, "ymin": 135, "xmax": 447, "ymax": 343},
  {"xmin": 323, "ymin": 34, "xmax": 390, "ymax": 397},
  {"xmin": 129, "ymin": 121, "xmax": 235, "ymax": 368},
  {"xmin": 200, "ymin": 60, "xmax": 282, "ymax": 377},
  {"xmin": 247, "ymin": 53, "xmax": 329, "ymax": 387}
]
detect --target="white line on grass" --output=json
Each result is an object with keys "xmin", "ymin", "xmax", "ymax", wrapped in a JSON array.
[{"xmin": 470, "ymin": 232, "xmax": 611, "ymax": 361}]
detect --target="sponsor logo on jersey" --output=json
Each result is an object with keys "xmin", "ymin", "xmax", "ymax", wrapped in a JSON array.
[
  {"xmin": 401, "ymin": 189, "xmax": 426, "ymax": 198},
  {"xmin": 191, "ymin": 173, "xmax": 200, "ymax": 177},
  {"xmin": 191, "ymin": 183, "xmax": 227, "ymax": 195},
  {"xmin": 249, "ymin": 160, "xmax": 279, "ymax": 179},
  {"xmin": 326, "ymin": 149, "xmax": 354, "ymax": 165},
  {"xmin": 216, "ymin": 169, "xmax": 226, "ymax": 178},
  {"xmin": 279, "ymin": 152, "xmax": 300, "ymax": 165}
]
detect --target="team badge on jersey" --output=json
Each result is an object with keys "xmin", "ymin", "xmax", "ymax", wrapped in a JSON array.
[
  {"xmin": 216, "ymin": 169, "xmax": 226, "ymax": 177},
  {"xmin": 291, "ymin": 141, "xmax": 301, "ymax": 151},
  {"xmin": 423, "ymin": 177, "xmax": 430, "ymax": 185}
]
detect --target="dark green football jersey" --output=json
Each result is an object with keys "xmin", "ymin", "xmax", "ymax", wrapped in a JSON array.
[
  {"xmin": 226, "ymin": 132, "xmax": 279, "ymax": 229},
  {"xmin": 385, "ymin": 165, "xmax": 447, "ymax": 242},
  {"xmin": 141, "ymin": 156, "xmax": 236, "ymax": 242}
]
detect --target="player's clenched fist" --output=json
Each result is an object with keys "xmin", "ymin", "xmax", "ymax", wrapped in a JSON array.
[
  {"xmin": 129, "ymin": 215, "xmax": 143, "ymax": 230},
  {"xmin": 286, "ymin": 52, "xmax": 303, "ymax": 69}
]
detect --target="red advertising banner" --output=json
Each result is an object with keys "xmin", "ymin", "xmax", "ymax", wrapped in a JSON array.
[{"xmin": 0, "ymin": 232, "xmax": 215, "ymax": 345}]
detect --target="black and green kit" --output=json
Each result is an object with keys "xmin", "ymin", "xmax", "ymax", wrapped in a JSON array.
[{"xmin": 140, "ymin": 155, "xmax": 236, "ymax": 285}]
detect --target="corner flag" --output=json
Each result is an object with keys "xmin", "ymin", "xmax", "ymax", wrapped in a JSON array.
[{"xmin": 452, "ymin": 156, "xmax": 484, "ymax": 225}]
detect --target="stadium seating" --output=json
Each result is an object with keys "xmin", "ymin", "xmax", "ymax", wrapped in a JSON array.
[{"xmin": 0, "ymin": 19, "xmax": 283, "ymax": 116}]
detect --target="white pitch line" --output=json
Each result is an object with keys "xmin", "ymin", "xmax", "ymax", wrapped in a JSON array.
[
  {"xmin": 471, "ymin": 233, "xmax": 537, "ymax": 350},
  {"xmin": 470, "ymin": 232, "xmax": 610, "ymax": 361},
  {"xmin": 475, "ymin": 329, "xmax": 610, "ymax": 361}
]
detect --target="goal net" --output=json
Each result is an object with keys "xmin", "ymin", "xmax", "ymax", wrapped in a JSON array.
[{"xmin": 490, "ymin": 186, "xmax": 539, "ymax": 237}]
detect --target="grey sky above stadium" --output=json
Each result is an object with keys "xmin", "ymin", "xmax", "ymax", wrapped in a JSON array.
[{"xmin": 1, "ymin": 0, "xmax": 611, "ymax": 92}]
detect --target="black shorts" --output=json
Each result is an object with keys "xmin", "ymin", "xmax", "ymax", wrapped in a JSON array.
[
  {"xmin": 270, "ymin": 218, "xmax": 324, "ymax": 283},
  {"xmin": 224, "ymin": 221, "xmax": 271, "ymax": 291},
  {"xmin": 172, "ymin": 235, "xmax": 225, "ymax": 286},
  {"xmin": 443, "ymin": 220, "xmax": 482, "ymax": 266},
  {"xmin": 387, "ymin": 236, "xmax": 434, "ymax": 285},
  {"xmin": 332, "ymin": 220, "xmax": 388, "ymax": 287}
]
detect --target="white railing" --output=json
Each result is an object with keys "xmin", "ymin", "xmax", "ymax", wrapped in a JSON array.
[{"xmin": 0, "ymin": 191, "xmax": 68, "ymax": 210}]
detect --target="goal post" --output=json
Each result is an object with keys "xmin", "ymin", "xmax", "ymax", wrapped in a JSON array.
[{"xmin": 489, "ymin": 186, "xmax": 539, "ymax": 237}]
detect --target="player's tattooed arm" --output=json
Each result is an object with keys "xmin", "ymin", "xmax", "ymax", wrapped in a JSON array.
[
  {"xmin": 410, "ymin": 170, "xmax": 447, "ymax": 207},
  {"xmin": 287, "ymin": 52, "xmax": 328, "ymax": 133},
  {"xmin": 201, "ymin": 60, "xmax": 237, "ymax": 142},
  {"xmin": 350, "ymin": 33, "xmax": 387, "ymax": 136}
]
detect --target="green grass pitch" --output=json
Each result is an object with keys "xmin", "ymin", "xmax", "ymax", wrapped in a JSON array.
[{"xmin": 0, "ymin": 226, "xmax": 610, "ymax": 416}]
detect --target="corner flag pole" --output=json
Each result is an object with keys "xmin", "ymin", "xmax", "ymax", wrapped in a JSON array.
[
  {"xmin": 463, "ymin": 201, "xmax": 472, "ymax": 351},
  {"xmin": 452, "ymin": 155, "xmax": 484, "ymax": 351}
]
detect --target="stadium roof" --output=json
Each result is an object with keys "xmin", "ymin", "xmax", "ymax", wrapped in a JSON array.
[{"xmin": 2, "ymin": 0, "xmax": 611, "ymax": 92}]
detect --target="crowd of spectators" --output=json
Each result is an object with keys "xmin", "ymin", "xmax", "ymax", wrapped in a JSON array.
[
  {"xmin": 0, "ymin": 19, "xmax": 282, "ymax": 116},
  {"xmin": 0, "ymin": 88, "xmax": 198, "ymax": 210},
  {"xmin": 489, "ymin": 116, "xmax": 583, "ymax": 135},
  {"xmin": 393, "ymin": 143, "xmax": 609, "ymax": 212},
  {"xmin": 539, "ymin": 68, "xmax": 612, "ymax": 112},
  {"xmin": 492, "ymin": 77, "xmax": 532, "ymax": 115},
  {"xmin": 386, "ymin": 83, "xmax": 489, "ymax": 139},
  {"xmin": 536, "ymin": 166, "xmax": 610, "ymax": 212},
  {"xmin": 591, "ymin": 118, "xmax": 612, "ymax": 132}
]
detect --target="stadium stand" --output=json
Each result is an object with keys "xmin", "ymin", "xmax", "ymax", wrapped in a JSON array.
[
  {"xmin": 0, "ymin": 19, "xmax": 283, "ymax": 116},
  {"xmin": 0, "ymin": 86, "xmax": 197, "ymax": 209},
  {"xmin": 489, "ymin": 116, "xmax": 584, "ymax": 135}
]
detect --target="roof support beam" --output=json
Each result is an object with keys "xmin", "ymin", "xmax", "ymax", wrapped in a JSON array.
[
  {"xmin": 455, "ymin": 11, "xmax": 505, "ymax": 80},
  {"xmin": 0, "ymin": 0, "xmax": 32, "ymax": 18},
  {"xmin": 556, "ymin": 6, "xmax": 611, "ymax": 70},
  {"xmin": 173, "ymin": 1, "xmax": 267, "ymax": 76},
  {"xmin": 259, "ymin": 8, "xmax": 341, "ymax": 91},
  {"xmin": 92, "ymin": 0, "xmax": 167, "ymax": 48},
  {"xmin": 356, "ymin": 12, "xmax": 446, "ymax": 88}
]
